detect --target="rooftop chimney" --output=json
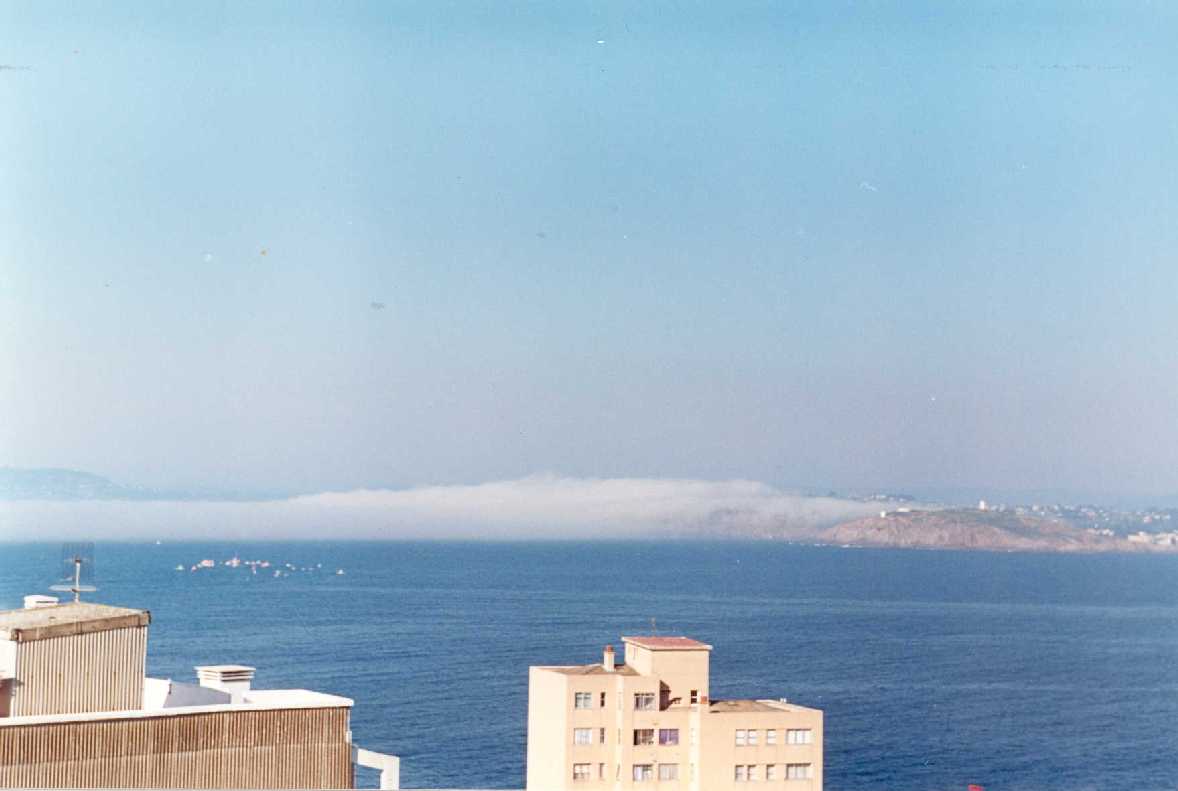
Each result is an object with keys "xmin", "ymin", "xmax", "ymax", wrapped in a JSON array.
[
  {"xmin": 603, "ymin": 644, "xmax": 615, "ymax": 672},
  {"xmin": 195, "ymin": 665, "xmax": 255, "ymax": 700},
  {"xmin": 23, "ymin": 595, "xmax": 59, "ymax": 610}
]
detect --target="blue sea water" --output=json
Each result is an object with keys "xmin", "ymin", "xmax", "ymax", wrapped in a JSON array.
[{"xmin": 1, "ymin": 541, "xmax": 1177, "ymax": 790}]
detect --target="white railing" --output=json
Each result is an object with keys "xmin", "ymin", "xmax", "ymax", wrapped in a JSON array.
[{"xmin": 353, "ymin": 745, "xmax": 400, "ymax": 790}]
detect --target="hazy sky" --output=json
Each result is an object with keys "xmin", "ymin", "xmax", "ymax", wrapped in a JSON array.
[{"xmin": 2, "ymin": 2, "xmax": 1177, "ymax": 499}]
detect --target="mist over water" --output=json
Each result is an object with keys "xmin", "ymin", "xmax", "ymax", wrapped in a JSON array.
[
  {"xmin": 0, "ymin": 476, "xmax": 884, "ymax": 540},
  {"xmin": 2, "ymin": 541, "xmax": 1175, "ymax": 790}
]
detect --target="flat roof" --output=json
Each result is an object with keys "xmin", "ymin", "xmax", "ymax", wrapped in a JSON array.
[
  {"xmin": 0, "ymin": 688, "xmax": 353, "ymax": 729},
  {"xmin": 709, "ymin": 698, "xmax": 819, "ymax": 714},
  {"xmin": 0, "ymin": 602, "xmax": 150, "ymax": 642},
  {"xmin": 547, "ymin": 663, "xmax": 639, "ymax": 676},
  {"xmin": 622, "ymin": 635, "xmax": 712, "ymax": 651}
]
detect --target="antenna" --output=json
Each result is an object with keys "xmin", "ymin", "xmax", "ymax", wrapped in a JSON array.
[{"xmin": 49, "ymin": 542, "xmax": 97, "ymax": 603}]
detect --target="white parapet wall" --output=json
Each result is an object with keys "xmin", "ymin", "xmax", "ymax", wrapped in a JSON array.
[{"xmin": 353, "ymin": 746, "xmax": 400, "ymax": 790}]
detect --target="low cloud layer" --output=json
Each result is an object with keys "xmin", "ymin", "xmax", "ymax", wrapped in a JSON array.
[{"xmin": 0, "ymin": 475, "xmax": 884, "ymax": 541}]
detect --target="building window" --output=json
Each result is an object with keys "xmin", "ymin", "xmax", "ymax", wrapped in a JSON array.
[
  {"xmin": 599, "ymin": 727, "xmax": 606, "ymax": 744},
  {"xmin": 574, "ymin": 692, "xmax": 593, "ymax": 709},
  {"xmin": 598, "ymin": 763, "xmax": 606, "ymax": 780},
  {"xmin": 634, "ymin": 692, "xmax": 656, "ymax": 711},
  {"xmin": 634, "ymin": 728, "xmax": 655, "ymax": 746},
  {"xmin": 734, "ymin": 764, "xmax": 761, "ymax": 782},
  {"xmin": 747, "ymin": 729, "xmax": 759, "ymax": 746},
  {"xmin": 632, "ymin": 764, "xmax": 654, "ymax": 782},
  {"xmin": 766, "ymin": 729, "xmax": 777, "ymax": 745},
  {"xmin": 573, "ymin": 764, "xmax": 591, "ymax": 781},
  {"xmin": 574, "ymin": 728, "xmax": 593, "ymax": 745},
  {"xmin": 735, "ymin": 728, "xmax": 747, "ymax": 746},
  {"xmin": 600, "ymin": 691, "xmax": 606, "ymax": 707},
  {"xmin": 659, "ymin": 764, "xmax": 679, "ymax": 781},
  {"xmin": 786, "ymin": 763, "xmax": 813, "ymax": 780},
  {"xmin": 767, "ymin": 764, "xmax": 778, "ymax": 781},
  {"xmin": 659, "ymin": 728, "xmax": 679, "ymax": 746},
  {"xmin": 690, "ymin": 689, "xmax": 699, "ymax": 704},
  {"xmin": 786, "ymin": 729, "xmax": 814, "ymax": 745}
]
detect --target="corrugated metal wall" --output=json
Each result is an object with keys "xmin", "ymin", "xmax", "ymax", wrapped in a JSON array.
[
  {"xmin": 0, "ymin": 706, "xmax": 353, "ymax": 789},
  {"xmin": 11, "ymin": 626, "xmax": 146, "ymax": 716}
]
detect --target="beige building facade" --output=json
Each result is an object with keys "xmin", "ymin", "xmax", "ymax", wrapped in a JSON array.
[{"xmin": 527, "ymin": 637, "xmax": 822, "ymax": 791}]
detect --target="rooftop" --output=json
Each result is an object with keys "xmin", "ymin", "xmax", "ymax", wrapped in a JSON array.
[
  {"xmin": 549, "ymin": 663, "xmax": 639, "ymax": 676},
  {"xmin": 0, "ymin": 687, "xmax": 353, "ymax": 729},
  {"xmin": 622, "ymin": 635, "xmax": 713, "ymax": 651},
  {"xmin": 709, "ymin": 698, "xmax": 816, "ymax": 714},
  {"xmin": 0, "ymin": 601, "xmax": 150, "ymax": 642}
]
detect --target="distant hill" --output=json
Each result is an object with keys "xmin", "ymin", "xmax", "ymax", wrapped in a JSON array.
[{"xmin": 818, "ymin": 508, "xmax": 1174, "ymax": 553}]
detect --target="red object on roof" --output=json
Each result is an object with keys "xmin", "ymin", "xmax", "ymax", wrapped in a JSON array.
[
  {"xmin": 968, "ymin": 784, "xmax": 985, "ymax": 791},
  {"xmin": 621, "ymin": 635, "xmax": 713, "ymax": 650}
]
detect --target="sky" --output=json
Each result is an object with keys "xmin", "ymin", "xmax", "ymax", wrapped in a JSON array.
[{"xmin": 2, "ymin": 1, "xmax": 1177, "ymax": 503}]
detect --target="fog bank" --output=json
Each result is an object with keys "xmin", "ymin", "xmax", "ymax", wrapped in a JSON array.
[{"xmin": 0, "ymin": 475, "xmax": 885, "ymax": 541}]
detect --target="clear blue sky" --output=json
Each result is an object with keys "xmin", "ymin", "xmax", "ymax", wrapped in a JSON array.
[{"xmin": 2, "ymin": 1, "xmax": 1176, "ymax": 498}]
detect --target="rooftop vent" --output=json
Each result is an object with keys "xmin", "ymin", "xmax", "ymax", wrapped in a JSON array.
[
  {"xmin": 603, "ymin": 644, "xmax": 615, "ymax": 672},
  {"xmin": 195, "ymin": 664, "xmax": 256, "ymax": 697},
  {"xmin": 23, "ymin": 595, "xmax": 59, "ymax": 610}
]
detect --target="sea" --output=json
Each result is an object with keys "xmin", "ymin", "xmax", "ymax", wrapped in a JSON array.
[{"xmin": 1, "ymin": 541, "xmax": 1176, "ymax": 791}]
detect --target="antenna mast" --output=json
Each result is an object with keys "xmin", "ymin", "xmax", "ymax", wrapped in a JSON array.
[{"xmin": 50, "ymin": 542, "xmax": 97, "ymax": 603}]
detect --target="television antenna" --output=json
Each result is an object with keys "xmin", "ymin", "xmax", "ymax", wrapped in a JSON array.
[{"xmin": 50, "ymin": 542, "xmax": 97, "ymax": 603}]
